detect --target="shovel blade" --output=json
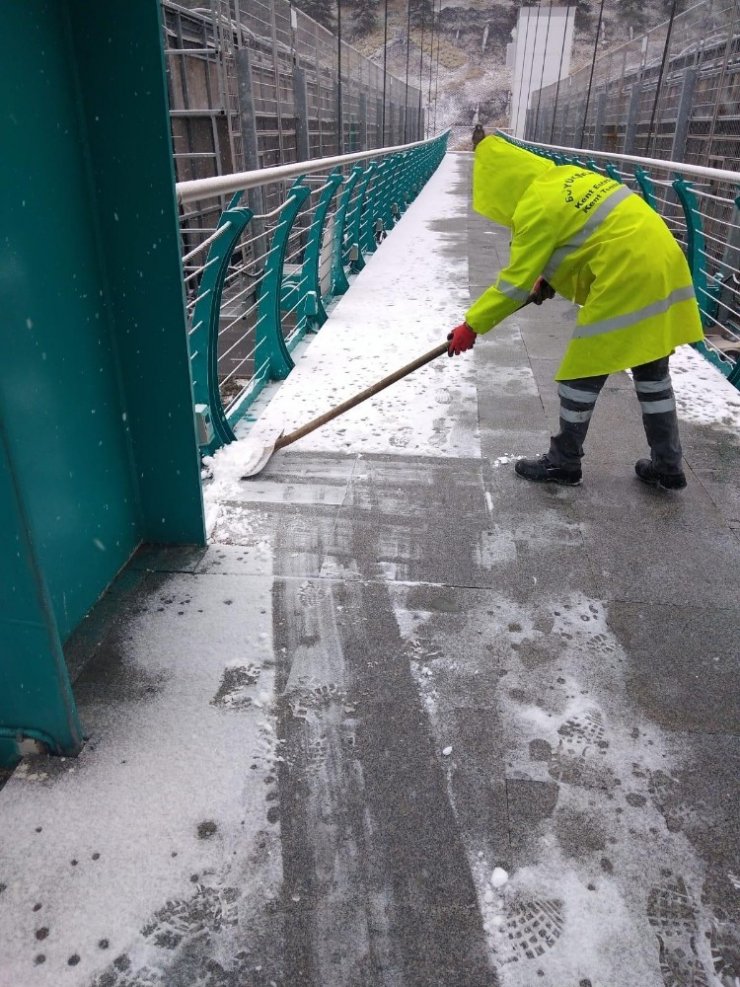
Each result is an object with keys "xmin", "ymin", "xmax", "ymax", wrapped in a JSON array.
[
  {"xmin": 239, "ymin": 423, "xmax": 284, "ymax": 479},
  {"xmin": 239, "ymin": 440, "xmax": 278, "ymax": 478}
]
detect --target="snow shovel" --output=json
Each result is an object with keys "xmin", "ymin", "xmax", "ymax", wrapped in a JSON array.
[
  {"xmin": 240, "ymin": 340, "xmax": 449, "ymax": 478},
  {"xmin": 239, "ymin": 295, "xmax": 537, "ymax": 479}
]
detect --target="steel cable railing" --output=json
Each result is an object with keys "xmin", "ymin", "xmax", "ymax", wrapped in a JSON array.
[
  {"xmin": 504, "ymin": 133, "xmax": 740, "ymax": 390},
  {"xmin": 177, "ymin": 132, "xmax": 449, "ymax": 453}
]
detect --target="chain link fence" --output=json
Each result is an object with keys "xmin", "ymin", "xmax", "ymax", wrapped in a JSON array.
[{"xmin": 526, "ymin": 0, "xmax": 740, "ymax": 172}]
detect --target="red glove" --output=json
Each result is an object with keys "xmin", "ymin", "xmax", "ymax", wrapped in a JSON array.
[
  {"xmin": 532, "ymin": 276, "xmax": 555, "ymax": 305},
  {"xmin": 447, "ymin": 322, "xmax": 477, "ymax": 357}
]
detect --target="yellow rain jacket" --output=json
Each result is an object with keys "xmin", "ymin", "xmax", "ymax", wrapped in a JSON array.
[{"xmin": 465, "ymin": 136, "xmax": 704, "ymax": 380}]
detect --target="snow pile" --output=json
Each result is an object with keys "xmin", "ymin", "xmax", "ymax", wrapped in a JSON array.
[{"xmin": 201, "ymin": 411, "xmax": 291, "ymax": 534}]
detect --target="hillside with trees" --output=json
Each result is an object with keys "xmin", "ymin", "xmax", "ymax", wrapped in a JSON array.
[{"xmin": 292, "ymin": 0, "xmax": 693, "ymax": 145}]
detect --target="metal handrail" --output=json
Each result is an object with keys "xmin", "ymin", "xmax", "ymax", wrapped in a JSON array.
[
  {"xmin": 183, "ymin": 133, "xmax": 450, "ymax": 453},
  {"xmin": 176, "ymin": 132, "xmax": 450, "ymax": 204},
  {"xmin": 500, "ymin": 134, "xmax": 740, "ymax": 185}
]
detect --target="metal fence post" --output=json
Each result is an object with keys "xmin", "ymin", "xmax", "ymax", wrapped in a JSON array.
[
  {"xmin": 634, "ymin": 167, "xmax": 657, "ymax": 210},
  {"xmin": 257, "ymin": 185, "xmax": 311, "ymax": 381},
  {"xmin": 332, "ymin": 165, "xmax": 363, "ymax": 295},
  {"xmin": 624, "ymin": 84, "xmax": 641, "ymax": 156},
  {"xmin": 190, "ymin": 207, "xmax": 253, "ymax": 452},
  {"xmin": 293, "ymin": 63, "xmax": 310, "ymax": 163},
  {"xmin": 671, "ymin": 67, "xmax": 696, "ymax": 163},
  {"xmin": 704, "ymin": 199, "xmax": 740, "ymax": 384},
  {"xmin": 349, "ymin": 163, "xmax": 378, "ymax": 273},
  {"xmin": 595, "ymin": 91, "xmax": 607, "ymax": 152},
  {"xmin": 727, "ymin": 206, "xmax": 740, "ymax": 386},
  {"xmin": 721, "ymin": 201, "xmax": 740, "ymax": 284},
  {"xmin": 382, "ymin": 153, "xmax": 403, "ymax": 231},
  {"xmin": 577, "ymin": 99, "xmax": 588, "ymax": 146},
  {"xmin": 333, "ymin": 81, "xmax": 341, "ymax": 155},
  {"xmin": 361, "ymin": 161, "xmax": 386, "ymax": 255},
  {"xmin": 559, "ymin": 100, "xmax": 570, "ymax": 147},
  {"xmin": 300, "ymin": 171, "xmax": 344, "ymax": 330},
  {"xmin": 236, "ymin": 48, "xmax": 265, "ymax": 216},
  {"xmin": 359, "ymin": 93, "xmax": 368, "ymax": 150},
  {"xmin": 672, "ymin": 177, "xmax": 705, "ymax": 287}
]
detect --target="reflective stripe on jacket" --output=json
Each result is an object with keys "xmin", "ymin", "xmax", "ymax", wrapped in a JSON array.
[{"xmin": 465, "ymin": 136, "xmax": 704, "ymax": 380}]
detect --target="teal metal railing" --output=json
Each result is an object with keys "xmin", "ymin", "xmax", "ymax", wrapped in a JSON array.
[
  {"xmin": 178, "ymin": 133, "xmax": 449, "ymax": 454},
  {"xmin": 502, "ymin": 134, "xmax": 740, "ymax": 390}
]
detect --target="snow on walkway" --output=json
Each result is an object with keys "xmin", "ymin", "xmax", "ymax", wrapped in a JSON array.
[
  {"xmin": 203, "ymin": 153, "xmax": 480, "ymax": 533},
  {"xmin": 204, "ymin": 150, "xmax": 740, "ymax": 537},
  {"xmin": 671, "ymin": 344, "xmax": 740, "ymax": 430}
]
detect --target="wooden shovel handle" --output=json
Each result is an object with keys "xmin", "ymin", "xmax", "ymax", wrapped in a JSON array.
[{"xmin": 274, "ymin": 341, "xmax": 450, "ymax": 452}]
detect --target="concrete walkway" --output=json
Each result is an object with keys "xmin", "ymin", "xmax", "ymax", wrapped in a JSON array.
[{"xmin": 0, "ymin": 154, "xmax": 738, "ymax": 987}]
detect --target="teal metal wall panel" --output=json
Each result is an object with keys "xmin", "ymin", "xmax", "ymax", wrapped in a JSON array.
[
  {"xmin": 2, "ymin": 2, "xmax": 142, "ymax": 641},
  {"xmin": 0, "ymin": 1, "xmax": 205, "ymax": 765},
  {"xmin": 0, "ymin": 425, "xmax": 83, "ymax": 756},
  {"xmin": 66, "ymin": 1, "xmax": 206, "ymax": 546}
]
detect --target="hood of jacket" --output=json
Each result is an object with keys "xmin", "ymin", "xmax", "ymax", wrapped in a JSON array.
[{"xmin": 472, "ymin": 135, "xmax": 555, "ymax": 227}]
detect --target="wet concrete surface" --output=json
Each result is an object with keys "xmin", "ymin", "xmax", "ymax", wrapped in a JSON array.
[{"xmin": 0, "ymin": 154, "xmax": 738, "ymax": 987}]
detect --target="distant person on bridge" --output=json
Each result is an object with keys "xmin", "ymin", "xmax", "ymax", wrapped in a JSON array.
[{"xmin": 447, "ymin": 131, "xmax": 704, "ymax": 490}]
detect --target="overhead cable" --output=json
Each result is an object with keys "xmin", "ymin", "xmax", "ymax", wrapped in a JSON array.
[
  {"xmin": 579, "ymin": 0, "xmax": 606, "ymax": 147},
  {"xmin": 418, "ymin": 2, "xmax": 425, "ymax": 139},
  {"xmin": 513, "ymin": 1, "xmax": 534, "ymax": 136},
  {"xmin": 337, "ymin": 0, "xmax": 343, "ymax": 153},
  {"xmin": 645, "ymin": 0, "xmax": 679, "ymax": 157},
  {"xmin": 382, "ymin": 0, "xmax": 389, "ymax": 143},
  {"xmin": 432, "ymin": 0, "xmax": 442, "ymax": 133},
  {"xmin": 404, "ymin": 0, "xmax": 412, "ymax": 141},
  {"xmin": 533, "ymin": 1, "xmax": 555, "ymax": 139},
  {"xmin": 549, "ymin": 6, "xmax": 573, "ymax": 143}
]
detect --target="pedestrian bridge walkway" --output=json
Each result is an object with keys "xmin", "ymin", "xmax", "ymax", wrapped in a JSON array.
[{"xmin": 1, "ymin": 152, "xmax": 738, "ymax": 987}]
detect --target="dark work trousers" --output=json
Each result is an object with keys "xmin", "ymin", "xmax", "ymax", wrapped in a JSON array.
[{"xmin": 548, "ymin": 356, "xmax": 684, "ymax": 474}]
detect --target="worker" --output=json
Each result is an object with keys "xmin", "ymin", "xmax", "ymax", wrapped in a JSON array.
[{"xmin": 447, "ymin": 131, "xmax": 704, "ymax": 490}]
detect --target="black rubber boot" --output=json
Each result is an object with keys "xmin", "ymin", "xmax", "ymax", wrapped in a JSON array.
[
  {"xmin": 515, "ymin": 455, "xmax": 582, "ymax": 486},
  {"xmin": 634, "ymin": 458, "xmax": 687, "ymax": 490}
]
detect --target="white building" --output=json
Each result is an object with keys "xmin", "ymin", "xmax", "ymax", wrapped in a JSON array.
[{"xmin": 507, "ymin": 5, "xmax": 575, "ymax": 139}]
